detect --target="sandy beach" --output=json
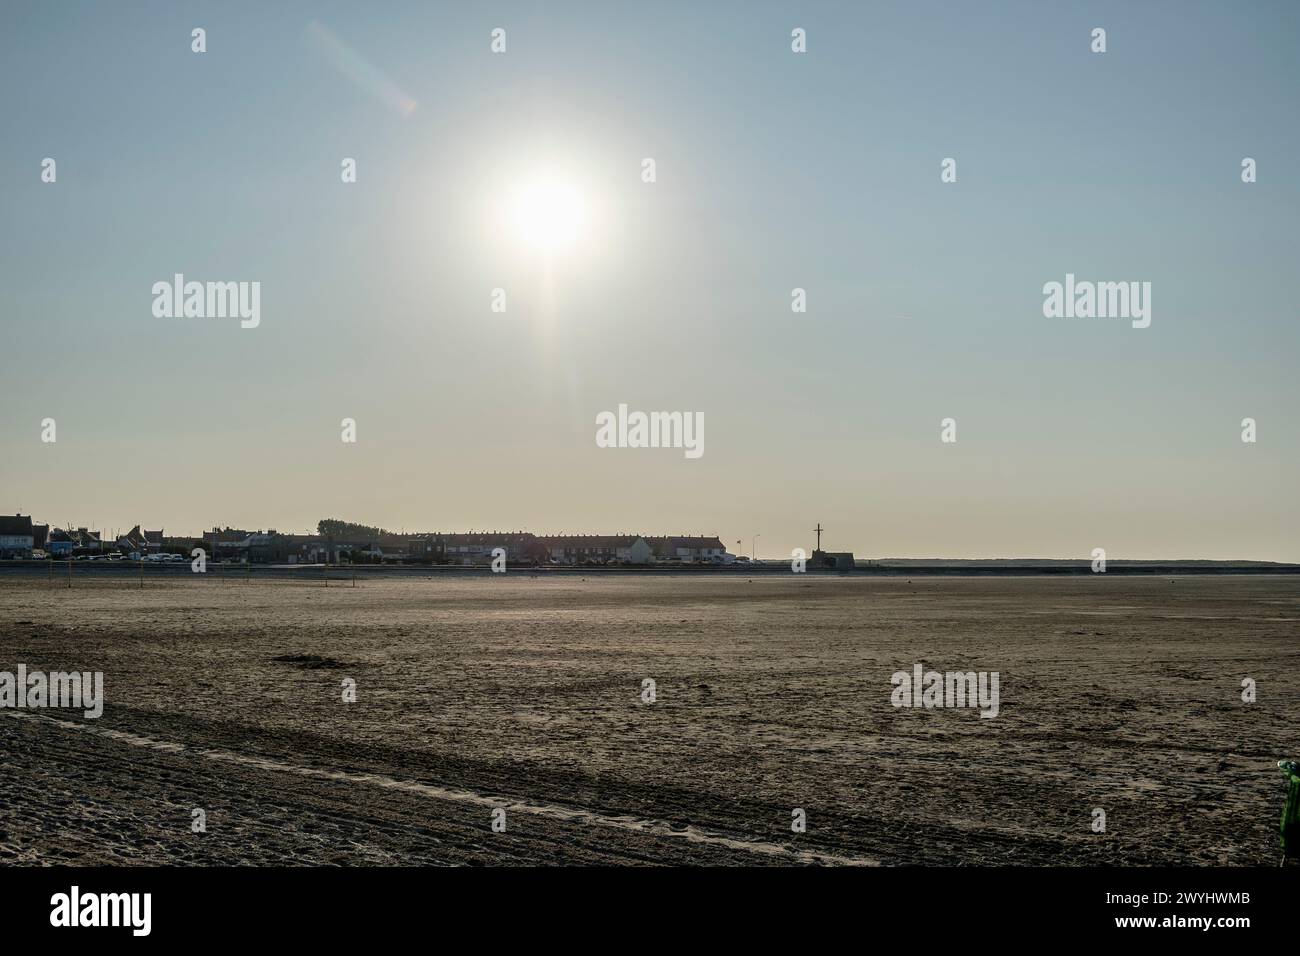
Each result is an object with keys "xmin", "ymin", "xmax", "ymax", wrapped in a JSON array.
[{"xmin": 1, "ymin": 574, "xmax": 1296, "ymax": 865}]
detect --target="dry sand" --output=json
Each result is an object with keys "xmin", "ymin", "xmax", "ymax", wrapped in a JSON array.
[{"xmin": 1, "ymin": 573, "xmax": 1296, "ymax": 865}]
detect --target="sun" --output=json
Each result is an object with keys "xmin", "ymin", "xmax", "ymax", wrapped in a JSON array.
[{"xmin": 506, "ymin": 175, "xmax": 588, "ymax": 254}]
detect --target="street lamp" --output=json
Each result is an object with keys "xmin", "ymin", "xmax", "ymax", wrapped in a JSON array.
[{"xmin": 752, "ymin": 534, "xmax": 760, "ymax": 561}]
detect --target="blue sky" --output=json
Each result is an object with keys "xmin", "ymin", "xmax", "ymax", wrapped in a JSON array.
[{"xmin": 2, "ymin": 1, "xmax": 1297, "ymax": 559}]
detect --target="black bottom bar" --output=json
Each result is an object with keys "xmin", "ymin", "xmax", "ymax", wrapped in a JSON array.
[{"xmin": 0, "ymin": 866, "xmax": 1290, "ymax": 941}]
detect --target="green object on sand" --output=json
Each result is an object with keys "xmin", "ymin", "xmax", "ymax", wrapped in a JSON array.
[{"xmin": 1281, "ymin": 760, "xmax": 1300, "ymax": 860}]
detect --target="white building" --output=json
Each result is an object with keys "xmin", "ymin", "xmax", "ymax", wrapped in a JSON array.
[{"xmin": 0, "ymin": 515, "xmax": 34, "ymax": 558}]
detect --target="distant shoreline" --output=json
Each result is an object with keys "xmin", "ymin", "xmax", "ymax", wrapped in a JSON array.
[{"xmin": 2, "ymin": 560, "xmax": 1298, "ymax": 579}]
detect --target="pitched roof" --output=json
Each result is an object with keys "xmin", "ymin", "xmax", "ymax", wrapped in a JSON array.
[
  {"xmin": 0, "ymin": 515, "xmax": 33, "ymax": 536},
  {"xmin": 440, "ymin": 532, "xmax": 536, "ymax": 545},
  {"xmin": 541, "ymin": 535, "xmax": 641, "ymax": 548},
  {"xmin": 118, "ymin": 525, "xmax": 147, "ymax": 547},
  {"xmin": 657, "ymin": 536, "xmax": 726, "ymax": 550},
  {"xmin": 208, "ymin": 528, "xmax": 251, "ymax": 544}
]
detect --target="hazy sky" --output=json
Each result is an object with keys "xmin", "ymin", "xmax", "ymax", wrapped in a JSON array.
[{"xmin": 2, "ymin": 1, "xmax": 1297, "ymax": 560}]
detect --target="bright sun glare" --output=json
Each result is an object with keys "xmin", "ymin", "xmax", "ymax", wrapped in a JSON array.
[{"xmin": 507, "ymin": 175, "xmax": 588, "ymax": 254}]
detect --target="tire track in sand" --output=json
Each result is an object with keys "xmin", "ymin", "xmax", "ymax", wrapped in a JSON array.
[{"xmin": 3, "ymin": 712, "xmax": 877, "ymax": 866}]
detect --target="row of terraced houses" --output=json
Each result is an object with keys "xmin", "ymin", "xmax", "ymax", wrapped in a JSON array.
[
  {"xmin": 243, "ymin": 531, "xmax": 732, "ymax": 565},
  {"xmin": 0, "ymin": 515, "xmax": 170, "ymax": 559},
  {"xmin": 0, "ymin": 514, "xmax": 731, "ymax": 566}
]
